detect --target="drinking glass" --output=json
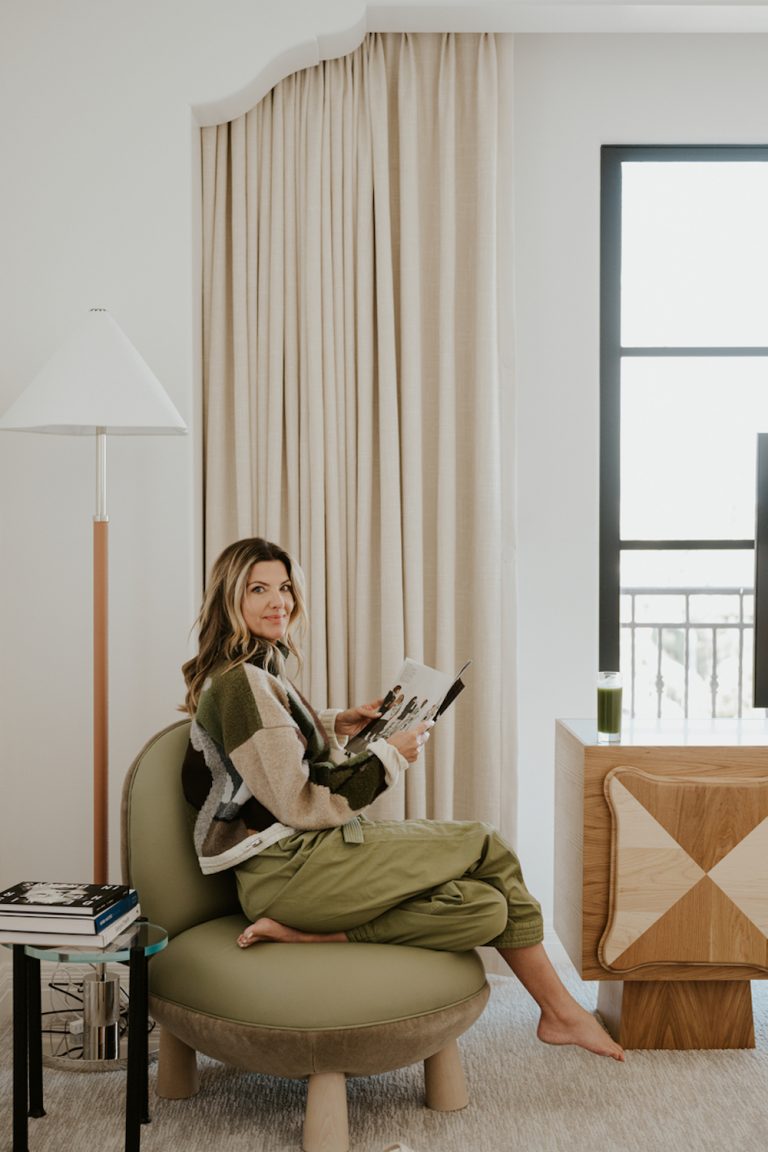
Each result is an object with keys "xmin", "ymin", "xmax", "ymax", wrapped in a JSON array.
[{"xmin": 597, "ymin": 671, "xmax": 623, "ymax": 743}]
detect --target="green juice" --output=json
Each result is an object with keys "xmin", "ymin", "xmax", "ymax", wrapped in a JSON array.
[{"xmin": 597, "ymin": 685, "xmax": 622, "ymax": 736}]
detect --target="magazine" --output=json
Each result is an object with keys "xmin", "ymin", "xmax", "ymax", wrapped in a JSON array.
[{"xmin": 346, "ymin": 657, "xmax": 471, "ymax": 754}]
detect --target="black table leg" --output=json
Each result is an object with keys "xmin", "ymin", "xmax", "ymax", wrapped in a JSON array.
[
  {"xmin": 10, "ymin": 931, "xmax": 162, "ymax": 1152},
  {"xmin": 137, "ymin": 958, "xmax": 149, "ymax": 1124},
  {"xmin": 12, "ymin": 946, "xmax": 29, "ymax": 1152},
  {"xmin": 26, "ymin": 955, "xmax": 45, "ymax": 1118},
  {"xmin": 125, "ymin": 942, "xmax": 149, "ymax": 1152}
]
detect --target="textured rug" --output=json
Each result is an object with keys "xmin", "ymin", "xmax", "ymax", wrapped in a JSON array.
[{"xmin": 1, "ymin": 938, "xmax": 767, "ymax": 1152}]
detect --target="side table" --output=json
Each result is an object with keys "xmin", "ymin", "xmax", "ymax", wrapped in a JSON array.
[
  {"xmin": 555, "ymin": 718, "xmax": 768, "ymax": 1049},
  {"xmin": 10, "ymin": 919, "xmax": 167, "ymax": 1152}
]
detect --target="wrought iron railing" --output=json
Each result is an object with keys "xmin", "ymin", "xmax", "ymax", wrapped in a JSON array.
[{"xmin": 620, "ymin": 585, "xmax": 762, "ymax": 719}]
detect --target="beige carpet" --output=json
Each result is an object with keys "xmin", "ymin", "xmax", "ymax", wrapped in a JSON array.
[{"xmin": 1, "ymin": 937, "xmax": 766, "ymax": 1152}]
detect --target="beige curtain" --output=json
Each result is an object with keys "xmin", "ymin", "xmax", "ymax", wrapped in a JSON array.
[{"xmin": 201, "ymin": 32, "xmax": 516, "ymax": 835}]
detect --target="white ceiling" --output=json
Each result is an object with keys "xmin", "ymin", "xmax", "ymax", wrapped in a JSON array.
[{"xmin": 367, "ymin": 2, "xmax": 768, "ymax": 35}]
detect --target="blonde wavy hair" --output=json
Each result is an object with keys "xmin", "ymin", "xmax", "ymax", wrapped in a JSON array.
[{"xmin": 181, "ymin": 537, "xmax": 308, "ymax": 714}]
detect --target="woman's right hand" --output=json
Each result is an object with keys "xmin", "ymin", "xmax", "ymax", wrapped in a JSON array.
[{"xmin": 386, "ymin": 721, "xmax": 434, "ymax": 764}]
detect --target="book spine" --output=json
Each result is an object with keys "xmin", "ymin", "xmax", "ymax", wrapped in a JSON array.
[
  {"xmin": 0, "ymin": 906, "xmax": 140, "ymax": 947},
  {"xmin": 92, "ymin": 907, "xmax": 141, "ymax": 945},
  {"xmin": 92, "ymin": 890, "xmax": 139, "ymax": 931},
  {"xmin": 0, "ymin": 914, "xmax": 95, "ymax": 933}
]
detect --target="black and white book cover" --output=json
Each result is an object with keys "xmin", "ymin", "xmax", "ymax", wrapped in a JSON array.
[{"xmin": 0, "ymin": 881, "xmax": 134, "ymax": 916}]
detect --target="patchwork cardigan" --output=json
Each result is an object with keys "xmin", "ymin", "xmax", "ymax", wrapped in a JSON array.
[{"xmin": 182, "ymin": 658, "xmax": 404, "ymax": 874}]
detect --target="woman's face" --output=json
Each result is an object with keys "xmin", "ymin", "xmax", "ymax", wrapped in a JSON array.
[{"xmin": 241, "ymin": 560, "xmax": 295, "ymax": 642}]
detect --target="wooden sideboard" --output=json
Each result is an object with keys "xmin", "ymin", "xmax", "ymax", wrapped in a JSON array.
[{"xmin": 554, "ymin": 718, "xmax": 768, "ymax": 1049}]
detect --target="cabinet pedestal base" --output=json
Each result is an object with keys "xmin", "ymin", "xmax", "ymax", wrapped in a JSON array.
[{"xmin": 597, "ymin": 980, "xmax": 755, "ymax": 1050}]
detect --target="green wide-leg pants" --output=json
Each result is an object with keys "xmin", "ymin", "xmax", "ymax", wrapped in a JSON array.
[{"xmin": 234, "ymin": 819, "xmax": 543, "ymax": 951}]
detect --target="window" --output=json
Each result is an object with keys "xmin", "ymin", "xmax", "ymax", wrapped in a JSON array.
[{"xmin": 600, "ymin": 146, "xmax": 768, "ymax": 719}]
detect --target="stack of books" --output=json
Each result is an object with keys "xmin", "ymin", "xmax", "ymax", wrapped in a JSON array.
[{"xmin": 0, "ymin": 881, "xmax": 140, "ymax": 947}]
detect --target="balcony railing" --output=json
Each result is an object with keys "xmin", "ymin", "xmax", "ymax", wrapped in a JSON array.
[{"xmin": 620, "ymin": 585, "xmax": 764, "ymax": 720}]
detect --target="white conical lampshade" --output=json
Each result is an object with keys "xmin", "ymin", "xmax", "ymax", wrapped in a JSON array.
[{"xmin": 0, "ymin": 308, "xmax": 187, "ymax": 435}]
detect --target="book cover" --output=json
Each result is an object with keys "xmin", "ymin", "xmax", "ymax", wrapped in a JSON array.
[
  {"xmin": 0, "ymin": 904, "xmax": 141, "ymax": 947},
  {"xmin": 0, "ymin": 881, "xmax": 133, "ymax": 916},
  {"xmin": 0, "ymin": 889, "xmax": 138, "ymax": 933},
  {"xmin": 346, "ymin": 658, "xmax": 471, "ymax": 754}
]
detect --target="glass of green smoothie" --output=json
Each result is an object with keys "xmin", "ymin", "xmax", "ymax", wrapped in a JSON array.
[{"xmin": 597, "ymin": 671, "xmax": 623, "ymax": 742}]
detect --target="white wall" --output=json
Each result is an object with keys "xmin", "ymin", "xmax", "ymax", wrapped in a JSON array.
[
  {"xmin": 513, "ymin": 32, "xmax": 768, "ymax": 913},
  {"xmin": 2, "ymin": 0, "xmax": 767, "ymax": 919}
]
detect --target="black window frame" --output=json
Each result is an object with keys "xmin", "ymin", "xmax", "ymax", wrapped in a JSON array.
[{"xmin": 599, "ymin": 144, "xmax": 768, "ymax": 702}]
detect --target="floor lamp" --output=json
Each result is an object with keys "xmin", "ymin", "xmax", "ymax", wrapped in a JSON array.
[{"xmin": 0, "ymin": 308, "xmax": 187, "ymax": 883}]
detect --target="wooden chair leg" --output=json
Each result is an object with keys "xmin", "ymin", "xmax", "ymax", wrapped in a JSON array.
[
  {"xmin": 156, "ymin": 1027, "xmax": 200, "ymax": 1099},
  {"xmin": 424, "ymin": 1040, "xmax": 469, "ymax": 1112},
  {"xmin": 302, "ymin": 1071, "xmax": 349, "ymax": 1152}
]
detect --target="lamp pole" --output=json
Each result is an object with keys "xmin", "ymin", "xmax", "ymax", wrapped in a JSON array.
[
  {"xmin": 93, "ymin": 428, "xmax": 109, "ymax": 884},
  {"xmin": 0, "ymin": 308, "xmax": 187, "ymax": 886}
]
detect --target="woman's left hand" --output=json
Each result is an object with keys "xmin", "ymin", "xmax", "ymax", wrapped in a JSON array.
[{"xmin": 335, "ymin": 700, "xmax": 384, "ymax": 738}]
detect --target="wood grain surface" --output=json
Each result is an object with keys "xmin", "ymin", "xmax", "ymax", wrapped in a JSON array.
[
  {"xmin": 601, "ymin": 768, "xmax": 768, "ymax": 972},
  {"xmin": 596, "ymin": 979, "xmax": 755, "ymax": 1050},
  {"xmin": 554, "ymin": 721, "xmax": 768, "ymax": 981}
]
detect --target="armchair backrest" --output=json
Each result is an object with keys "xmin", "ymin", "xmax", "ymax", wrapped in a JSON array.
[{"xmin": 121, "ymin": 719, "xmax": 239, "ymax": 939}]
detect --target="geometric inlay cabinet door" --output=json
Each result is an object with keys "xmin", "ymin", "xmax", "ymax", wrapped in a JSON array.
[{"xmin": 599, "ymin": 767, "xmax": 768, "ymax": 973}]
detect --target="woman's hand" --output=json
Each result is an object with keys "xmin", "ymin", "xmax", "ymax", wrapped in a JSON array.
[
  {"xmin": 335, "ymin": 699, "xmax": 384, "ymax": 738},
  {"xmin": 386, "ymin": 721, "xmax": 434, "ymax": 764}
]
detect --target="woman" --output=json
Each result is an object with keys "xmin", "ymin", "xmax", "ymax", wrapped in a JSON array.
[{"xmin": 182, "ymin": 537, "xmax": 624, "ymax": 1062}]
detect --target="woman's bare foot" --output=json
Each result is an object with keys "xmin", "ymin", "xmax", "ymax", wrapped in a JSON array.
[
  {"xmin": 497, "ymin": 942, "xmax": 625, "ymax": 1061},
  {"xmin": 537, "ymin": 1004, "xmax": 625, "ymax": 1061},
  {"xmin": 237, "ymin": 917, "xmax": 347, "ymax": 948}
]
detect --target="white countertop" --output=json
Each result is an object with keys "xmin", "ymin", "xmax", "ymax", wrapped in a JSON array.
[{"xmin": 559, "ymin": 717, "xmax": 768, "ymax": 748}]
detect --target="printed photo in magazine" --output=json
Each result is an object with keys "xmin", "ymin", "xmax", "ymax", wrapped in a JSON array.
[{"xmin": 345, "ymin": 658, "xmax": 471, "ymax": 755}]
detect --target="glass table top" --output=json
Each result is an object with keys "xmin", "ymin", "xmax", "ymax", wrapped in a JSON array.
[{"xmin": 10, "ymin": 921, "xmax": 167, "ymax": 965}]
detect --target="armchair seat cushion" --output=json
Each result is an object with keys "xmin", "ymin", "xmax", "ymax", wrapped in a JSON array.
[{"xmin": 148, "ymin": 914, "xmax": 489, "ymax": 1077}]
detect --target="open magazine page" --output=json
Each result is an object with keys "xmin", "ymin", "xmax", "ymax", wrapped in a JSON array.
[{"xmin": 346, "ymin": 657, "xmax": 471, "ymax": 754}]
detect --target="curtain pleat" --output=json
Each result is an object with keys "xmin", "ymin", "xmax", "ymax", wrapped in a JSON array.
[{"xmin": 201, "ymin": 32, "xmax": 515, "ymax": 833}]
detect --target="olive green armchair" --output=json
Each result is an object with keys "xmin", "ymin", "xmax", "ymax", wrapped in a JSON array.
[{"xmin": 121, "ymin": 720, "xmax": 490, "ymax": 1152}]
